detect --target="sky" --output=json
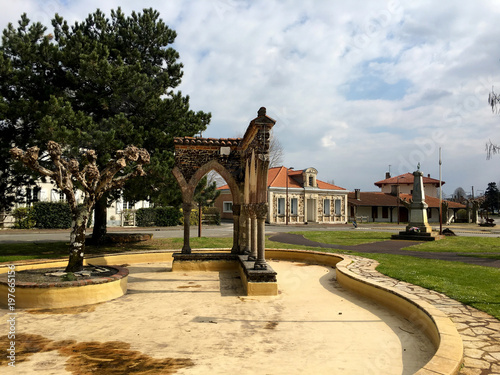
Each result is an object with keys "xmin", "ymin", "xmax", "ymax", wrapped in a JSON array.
[{"xmin": 2, "ymin": 0, "xmax": 500, "ymax": 197}]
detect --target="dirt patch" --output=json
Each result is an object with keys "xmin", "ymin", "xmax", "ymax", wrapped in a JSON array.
[
  {"xmin": 0, "ymin": 266, "xmax": 117, "ymax": 284},
  {"xmin": 0, "ymin": 333, "xmax": 193, "ymax": 374}
]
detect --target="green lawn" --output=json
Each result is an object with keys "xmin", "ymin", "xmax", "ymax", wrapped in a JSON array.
[
  {"xmin": 291, "ymin": 230, "xmax": 391, "ymax": 245},
  {"xmin": 1, "ymin": 232, "xmax": 499, "ymax": 320},
  {"xmin": 363, "ymin": 253, "xmax": 500, "ymax": 320}
]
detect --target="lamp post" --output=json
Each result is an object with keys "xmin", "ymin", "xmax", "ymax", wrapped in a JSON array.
[
  {"xmin": 286, "ymin": 167, "xmax": 294, "ymax": 225},
  {"xmin": 396, "ymin": 176, "xmax": 401, "ymax": 225}
]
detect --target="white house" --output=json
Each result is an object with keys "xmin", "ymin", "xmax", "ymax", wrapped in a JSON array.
[
  {"xmin": 215, "ymin": 166, "xmax": 349, "ymax": 224},
  {"xmin": 2, "ymin": 180, "xmax": 149, "ymax": 228}
]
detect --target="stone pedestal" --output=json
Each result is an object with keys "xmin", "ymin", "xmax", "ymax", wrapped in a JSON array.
[{"xmin": 392, "ymin": 170, "xmax": 443, "ymax": 241}]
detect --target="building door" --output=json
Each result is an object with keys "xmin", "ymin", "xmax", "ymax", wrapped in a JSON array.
[
  {"xmin": 307, "ymin": 199, "xmax": 316, "ymax": 222},
  {"xmin": 399, "ymin": 207, "xmax": 408, "ymax": 222}
]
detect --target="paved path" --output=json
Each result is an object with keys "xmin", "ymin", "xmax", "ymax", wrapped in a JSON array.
[
  {"xmin": 271, "ymin": 233, "xmax": 500, "ymax": 374},
  {"xmin": 269, "ymin": 232, "xmax": 500, "ymax": 268}
]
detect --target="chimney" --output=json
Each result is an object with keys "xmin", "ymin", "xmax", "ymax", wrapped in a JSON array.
[
  {"xmin": 355, "ymin": 189, "xmax": 361, "ymax": 200},
  {"xmin": 385, "ymin": 172, "xmax": 391, "ymax": 179}
]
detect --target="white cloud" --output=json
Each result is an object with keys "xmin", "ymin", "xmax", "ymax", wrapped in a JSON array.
[{"xmin": 2, "ymin": 0, "xmax": 500, "ymax": 193}]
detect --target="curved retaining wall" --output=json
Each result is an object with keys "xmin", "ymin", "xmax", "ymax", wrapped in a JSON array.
[
  {"xmin": 0, "ymin": 263, "xmax": 128, "ymax": 309},
  {"xmin": 0, "ymin": 249, "xmax": 463, "ymax": 374}
]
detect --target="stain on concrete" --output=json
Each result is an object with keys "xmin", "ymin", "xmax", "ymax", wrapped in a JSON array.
[
  {"xmin": 177, "ymin": 284, "xmax": 202, "ymax": 289},
  {"xmin": 0, "ymin": 333, "xmax": 194, "ymax": 374},
  {"xmin": 265, "ymin": 321, "xmax": 279, "ymax": 330},
  {"xmin": 27, "ymin": 304, "xmax": 102, "ymax": 315}
]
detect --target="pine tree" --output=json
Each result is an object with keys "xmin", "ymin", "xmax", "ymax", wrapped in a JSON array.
[{"xmin": 0, "ymin": 8, "xmax": 210, "ymax": 238}]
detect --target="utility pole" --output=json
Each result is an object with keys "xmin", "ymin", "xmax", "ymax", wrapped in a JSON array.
[{"xmin": 439, "ymin": 148, "xmax": 443, "ymax": 235}]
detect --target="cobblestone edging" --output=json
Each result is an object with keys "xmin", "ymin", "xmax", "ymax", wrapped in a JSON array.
[
  {"xmin": 346, "ymin": 256, "xmax": 500, "ymax": 375},
  {"xmin": 0, "ymin": 266, "xmax": 128, "ymax": 288}
]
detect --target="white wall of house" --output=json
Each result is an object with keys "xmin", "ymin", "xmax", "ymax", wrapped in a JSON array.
[
  {"xmin": 2, "ymin": 180, "xmax": 149, "ymax": 228},
  {"xmin": 268, "ymin": 188, "xmax": 348, "ymax": 224}
]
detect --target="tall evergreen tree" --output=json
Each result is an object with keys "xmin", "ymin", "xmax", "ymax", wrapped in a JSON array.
[
  {"xmin": 0, "ymin": 8, "xmax": 210, "ymax": 238},
  {"xmin": 484, "ymin": 182, "xmax": 500, "ymax": 214}
]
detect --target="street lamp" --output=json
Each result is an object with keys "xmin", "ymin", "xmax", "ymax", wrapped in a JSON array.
[
  {"xmin": 396, "ymin": 176, "xmax": 402, "ymax": 225},
  {"xmin": 286, "ymin": 167, "xmax": 294, "ymax": 225}
]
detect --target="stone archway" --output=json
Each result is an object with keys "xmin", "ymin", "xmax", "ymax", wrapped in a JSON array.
[{"xmin": 172, "ymin": 107, "xmax": 275, "ymax": 270}]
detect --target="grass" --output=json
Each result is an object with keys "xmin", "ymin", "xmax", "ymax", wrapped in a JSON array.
[
  {"xmin": 404, "ymin": 236, "xmax": 500, "ymax": 254},
  {"xmin": 360, "ymin": 253, "xmax": 500, "ymax": 320},
  {"xmin": 1, "ymin": 231, "xmax": 499, "ymax": 320},
  {"xmin": 291, "ymin": 230, "xmax": 391, "ymax": 245}
]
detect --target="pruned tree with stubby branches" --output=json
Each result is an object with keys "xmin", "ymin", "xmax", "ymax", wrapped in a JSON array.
[
  {"xmin": 487, "ymin": 89, "xmax": 500, "ymax": 158},
  {"xmin": 10, "ymin": 141, "xmax": 149, "ymax": 272}
]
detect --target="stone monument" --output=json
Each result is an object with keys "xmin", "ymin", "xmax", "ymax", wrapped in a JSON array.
[{"xmin": 392, "ymin": 167, "xmax": 443, "ymax": 241}]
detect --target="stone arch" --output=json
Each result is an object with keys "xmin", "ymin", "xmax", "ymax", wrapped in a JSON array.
[
  {"xmin": 172, "ymin": 107, "xmax": 276, "ymax": 270},
  {"xmin": 188, "ymin": 160, "xmax": 242, "ymax": 206}
]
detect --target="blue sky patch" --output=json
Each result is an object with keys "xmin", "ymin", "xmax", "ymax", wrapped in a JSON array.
[{"xmin": 341, "ymin": 75, "xmax": 412, "ymax": 101}]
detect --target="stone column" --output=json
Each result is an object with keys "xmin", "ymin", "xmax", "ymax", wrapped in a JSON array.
[
  {"xmin": 248, "ymin": 204, "xmax": 258, "ymax": 261},
  {"xmin": 254, "ymin": 203, "xmax": 268, "ymax": 270},
  {"xmin": 182, "ymin": 202, "xmax": 192, "ymax": 254},
  {"xmin": 231, "ymin": 204, "xmax": 241, "ymax": 254},
  {"xmin": 240, "ymin": 205, "xmax": 250, "ymax": 255}
]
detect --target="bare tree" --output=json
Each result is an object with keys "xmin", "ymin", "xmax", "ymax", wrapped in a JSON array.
[
  {"xmin": 269, "ymin": 133, "xmax": 284, "ymax": 168},
  {"xmin": 487, "ymin": 89, "xmax": 500, "ymax": 158},
  {"xmin": 10, "ymin": 141, "xmax": 150, "ymax": 272}
]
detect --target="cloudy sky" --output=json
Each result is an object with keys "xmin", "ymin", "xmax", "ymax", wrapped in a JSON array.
[{"xmin": 2, "ymin": 0, "xmax": 500, "ymax": 197}]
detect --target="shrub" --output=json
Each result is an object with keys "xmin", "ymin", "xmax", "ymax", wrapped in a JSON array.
[
  {"xmin": 155, "ymin": 207, "xmax": 182, "ymax": 226},
  {"xmin": 32, "ymin": 202, "xmax": 72, "ymax": 229},
  {"xmin": 136, "ymin": 207, "xmax": 181, "ymax": 227},
  {"xmin": 136, "ymin": 208, "xmax": 156, "ymax": 227},
  {"xmin": 12, "ymin": 207, "xmax": 36, "ymax": 229},
  {"xmin": 179, "ymin": 208, "xmax": 199, "ymax": 226}
]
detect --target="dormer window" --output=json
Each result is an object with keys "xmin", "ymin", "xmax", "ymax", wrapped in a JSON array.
[{"xmin": 303, "ymin": 167, "xmax": 318, "ymax": 188}]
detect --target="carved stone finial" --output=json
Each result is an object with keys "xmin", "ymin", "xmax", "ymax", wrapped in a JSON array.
[{"xmin": 258, "ymin": 107, "xmax": 266, "ymax": 117}]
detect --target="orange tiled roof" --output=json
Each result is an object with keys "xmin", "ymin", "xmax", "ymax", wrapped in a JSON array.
[
  {"xmin": 218, "ymin": 166, "xmax": 346, "ymax": 191},
  {"xmin": 374, "ymin": 173, "xmax": 444, "ymax": 187}
]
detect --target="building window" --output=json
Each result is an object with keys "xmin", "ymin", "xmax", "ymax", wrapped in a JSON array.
[
  {"xmin": 324, "ymin": 199, "xmax": 331, "ymax": 216},
  {"xmin": 335, "ymin": 199, "xmax": 342, "ymax": 215},
  {"xmin": 123, "ymin": 201, "xmax": 134, "ymax": 210},
  {"xmin": 291, "ymin": 198, "xmax": 298, "ymax": 215},
  {"xmin": 372, "ymin": 206, "xmax": 378, "ymax": 219},
  {"xmin": 427, "ymin": 208, "xmax": 432, "ymax": 218},
  {"xmin": 382, "ymin": 206, "xmax": 389, "ymax": 218},
  {"xmin": 223, "ymin": 201, "xmax": 233, "ymax": 213},
  {"xmin": 309, "ymin": 176, "xmax": 314, "ymax": 187},
  {"xmin": 277, "ymin": 198, "xmax": 285, "ymax": 215}
]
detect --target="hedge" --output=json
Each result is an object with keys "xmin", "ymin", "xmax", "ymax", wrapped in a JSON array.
[
  {"xmin": 32, "ymin": 202, "xmax": 72, "ymax": 229},
  {"xmin": 136, "ymin": 207, "xmax": 182, "ymax": 227}
]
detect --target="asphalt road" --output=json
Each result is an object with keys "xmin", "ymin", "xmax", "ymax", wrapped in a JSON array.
[{"xmin": 0, "ymin": 222, "xmax": 498, "ymax": 244}]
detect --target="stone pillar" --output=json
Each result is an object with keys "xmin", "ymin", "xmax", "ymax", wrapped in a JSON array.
[
  {"xmin": 240, "ymin": 205, "xmax": 250, "ymax": 255},
  {"xmin": 231, "ymin": 204, "xmax": 241, "ymax": 254},
  {"xmin": 254, "ymin": 203, "xmax": 268, "ymax": 270},
  {"xmin": 182, "ymin": 202, "xmax": 192, "ymax": 254},
  {"xmin": 248, "ymin": 205, "xmax": 258, "ymax": 261}
]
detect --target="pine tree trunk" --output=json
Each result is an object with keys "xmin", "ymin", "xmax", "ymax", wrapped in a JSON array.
[
  {"xmin": 65, "ymin": 206, "xmax": 90, "ymax": 273},
  {"xmin": 91, "ymin": 196, "xmax": 107, "ymax": 244}
]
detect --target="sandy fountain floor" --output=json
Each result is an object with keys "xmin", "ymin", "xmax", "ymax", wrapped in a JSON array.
[{"xmin": 0, "ymin": 260, "xmax": 434, "ymax": 375}]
